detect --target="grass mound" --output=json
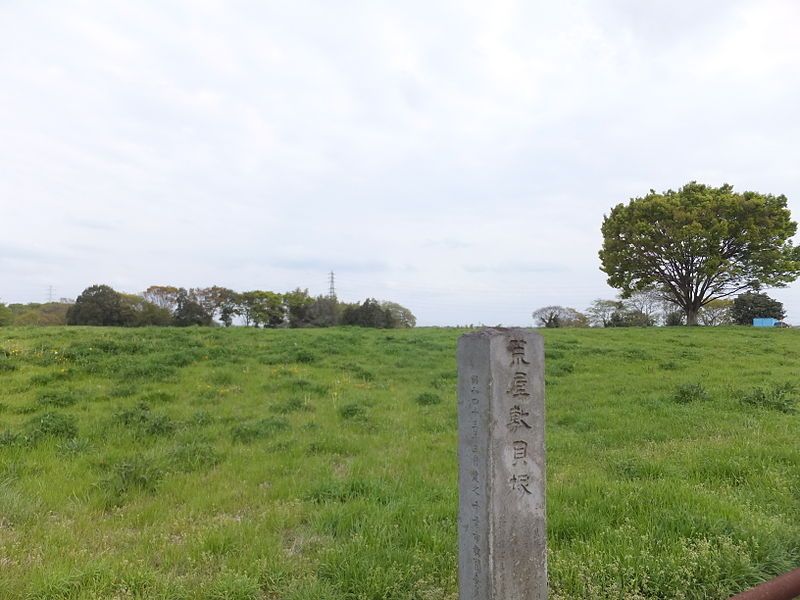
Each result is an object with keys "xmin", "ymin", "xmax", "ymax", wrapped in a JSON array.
[{"xmin": 0, "ymin": 325, "xmax": 797, "ymax": 598}]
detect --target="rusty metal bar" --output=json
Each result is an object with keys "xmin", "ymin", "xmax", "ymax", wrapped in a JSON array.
[{"xmin": 728, "ymin": 567, "xmax": 800, "ymax": 600}]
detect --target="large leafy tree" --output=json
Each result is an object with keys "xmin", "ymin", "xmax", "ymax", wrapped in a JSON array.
[
  {"xmin": 120, "ymin": 294, "xmax": 173, "ymax": 326},
  {"xmin": 284, "ymin": 288, "xmax": 314, "ymax": 328},
  {"xmin": 341, "ymin": 298, "xmax": 396, "ymax": 328},
  {"xmin": 141, "ymin": 285, "xmax": 180, "ymax": 311},
  {"xmin": 600, "ymin": 182, "xmax": 800, "ymax": 325},
  {"xmin": 239, "ymin": 291, "xmax": 285, "ymax": 327},
  {"xmin": 307, "ymin": 295, "xmax": 340, "ymax": 327},
  {"xmin": 342, "ymin": 298, "xmax": 383, "ymax": 327},
  {"xmin": 188, "ymin": 286, "xmax": 238, "ymax": 325},
  {"xmin": 623, "ymin": 289, "xmax": 662, "ymax": 325},
  {"xmin": 379, "ymin": 301, "xmax": 416, "ymax": 328},
  {"xmin": 172, "ymin": 288, "xmax": 213, "ymax": 326},
  {"xmin": 67, "ymin": 285, "xmax": 125, "ymax": 326},
  {"xmin": 212, "ymin": 287, "xmax": 241, "ymax": 327},
  {"xmin": 698, "ymin": 299, "xmax": 734, "ymax": 326},
  {"xmin": 532, "ymin": 305, "xmax": 586, "ymax": 328},
  {"xmin": 586, "ymin": 299, "xmax": 623, "ymax": 327}
]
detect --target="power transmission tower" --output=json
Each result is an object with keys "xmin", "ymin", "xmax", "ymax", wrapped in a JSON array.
[
  {"xmin": 47, "ymin": 285, "xmax": 55, "ymax": 303},
  {"xmin": 328, "ymin": 271, "xmax": 336, "ymax": 299}
]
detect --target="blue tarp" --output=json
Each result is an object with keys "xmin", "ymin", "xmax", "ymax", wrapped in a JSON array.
[{"xmin": 753, "ymin": 318, "xmax": 778, "ymax": 327}]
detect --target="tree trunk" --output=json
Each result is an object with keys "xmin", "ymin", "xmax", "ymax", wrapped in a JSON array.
[{"xmin": 686, "ymin": 307, "xmax": 699, "ymax": 326}]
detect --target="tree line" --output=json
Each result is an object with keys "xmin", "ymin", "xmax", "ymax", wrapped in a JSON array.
[
  {"xmin": 0, "ymin": 285, "xmax": 416, "ymax": 329},
  {"xmin": 533, "ymin": 291, "xmax": 787, "ymax": 328},
  {"xmin": 0, "ymin": 301, "xmax": 70, "ymax": 327}
]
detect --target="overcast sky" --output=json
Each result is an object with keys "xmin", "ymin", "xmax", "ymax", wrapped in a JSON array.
[{"xmin": 2, "ymin": 0, "xmax": 800, "ymax": 325}]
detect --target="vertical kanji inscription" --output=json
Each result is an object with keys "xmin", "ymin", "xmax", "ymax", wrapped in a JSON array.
[{"xmin": 458, "ymin": 328, "xmax": 547, "ymax": 600}]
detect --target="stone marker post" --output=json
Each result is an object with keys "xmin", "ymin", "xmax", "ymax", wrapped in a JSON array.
[{"xmin": 458, "ymin": 328, "xmax": 547, "ymax": 600}]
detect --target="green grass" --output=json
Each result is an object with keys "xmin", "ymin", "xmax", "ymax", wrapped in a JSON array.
[{"xmin": 0, "ymin": 325, "xmax": 798, "ymax": 599}]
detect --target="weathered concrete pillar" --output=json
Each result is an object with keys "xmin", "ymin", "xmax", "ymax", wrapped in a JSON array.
[{"xmin": 457, "ymin": 328, "xmax": 547, "ymax": 600}]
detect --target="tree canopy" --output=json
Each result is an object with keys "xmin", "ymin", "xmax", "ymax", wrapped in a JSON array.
[
  {"xmin": 730, "ymin": 292, "xmax": 785, "ymax": 325},
  {"xmin": 341, "ymin": 298, "xmax": 395, "ymax": 328},
  {"xmin": 9, "ymin": 283, "xmax": 414, "ymax": 329},
  {"xmin": 120, "ymin": 294, "xmax": 173, "ymax": 327},
  {"xmin": 0, "ymin": 303, "xmax": 11, "ymax": 327},
  {"xmin": 599, "ymin": 182, "xmax": 800, "ymax": 324},
  {"xmin": 66, "ymin": 285, "xmax": 125, "ymax": 326},
  {"xmin": 586, "ymin": 292, "xmax": 659, "ymax": 328},
  {"xmin": 194, "ymin": 289, "xmax": 415, "ymax": 329},
  {"xmin": 532, "ymin": 306, "xmax": 586, "ymax": 328},
  {"xmin": 379, "ymin": 301, "xmax": 417, "ymax": 328},
  {"xmin": 698, "ymin": 299, "xmax": 733, "ymax": 326},
  {"xmin": 172, "ymin": 289, "xmax": 214, "ymax": 327}
]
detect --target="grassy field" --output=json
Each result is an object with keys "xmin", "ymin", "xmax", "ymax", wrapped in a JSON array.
[{"xmin": 0, "ymin": 325, "xmax": 798, "ymax": 599}]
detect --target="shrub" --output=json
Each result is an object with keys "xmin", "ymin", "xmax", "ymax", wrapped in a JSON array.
[
  {"xmin": 100, "ymin": 456, "xmax": 164, "ymax": 504},
  {"xmin": 739, "ymin": 383, "xmax": 797, "ymax": 413},
  {"xmin": 113, "ymin": 403, "xmax": 176, "ymax": 436},
  {"xmin": 415, "ymin": 392, "xmax": 441, "ymax": 406},
  {"xmin": 664, "ymin": 311, "xmax": 685, "ymax": 326},
  {"xmin": 339, "ymin": 403, "xmax": 367, "ymax": 421},
  {"xmin": 24, "ymin": 412, "xmax": 78, "ymax": 441},
  {"xmin": 672, "ymin": 383, "xmax": 710, "ymax": 404}
]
